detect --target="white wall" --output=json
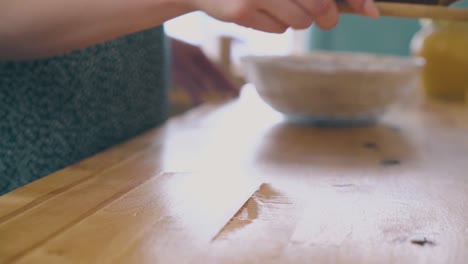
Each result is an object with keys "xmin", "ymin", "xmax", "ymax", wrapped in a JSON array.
[{"xmin": 164, "ymin": 12, "xmax": 308, "ymax": 64}]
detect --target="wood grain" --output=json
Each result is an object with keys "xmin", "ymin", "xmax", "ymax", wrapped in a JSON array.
[
  {"xmin": 0, "ymin": 129, "xmax": 164, "ymax": 222},
  {"xmin": 0, "ymin": 146, "xmax": 165, "ymax": 263},
  {"xmin": 14, "ymin": 172, "xmax": 261, "ymax": 264},
  {"xmin": 1, "ymin": 86, "xmax": 467, "ymax": 263}
]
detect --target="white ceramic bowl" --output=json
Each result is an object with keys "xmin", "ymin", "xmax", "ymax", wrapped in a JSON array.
[{"xmin": 241, "ymin": 52, "xmax": 425, "ymax": 125}]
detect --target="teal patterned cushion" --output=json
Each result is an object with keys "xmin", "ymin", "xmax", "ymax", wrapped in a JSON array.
[{"xmin": 0, "ymin": 27, "xmax": 169, "ymax": 195}]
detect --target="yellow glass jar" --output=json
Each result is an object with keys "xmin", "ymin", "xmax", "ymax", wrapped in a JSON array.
[{"xmin": 411, "ymin": 19, "xmax": 468, "ymax": 102}]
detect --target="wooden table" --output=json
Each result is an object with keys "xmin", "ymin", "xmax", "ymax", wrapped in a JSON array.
[{"xmin": 1, "ymin": 86, "xmax": 468, "ymax": 264}]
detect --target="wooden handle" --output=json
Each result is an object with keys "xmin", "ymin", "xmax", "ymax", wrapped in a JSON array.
[{"xmin": 338, "ymin": 2, "xmax": 468, "ymax": 21}]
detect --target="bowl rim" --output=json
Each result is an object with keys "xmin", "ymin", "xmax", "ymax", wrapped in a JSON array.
[{"xmin": 240, "ymin": 51, "xmax": 425, "ymax": 74}]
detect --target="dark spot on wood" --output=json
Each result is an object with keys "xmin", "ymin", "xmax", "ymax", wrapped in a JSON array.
[
  {"xmin": 363, "ymin": 141, "xmax": 379, "ymax": 150},
  {"xmin": 332, "ymin": 183, "xmax": 355, "ymax": 188},
  {"xmin": 411, "ymin": 237, "xmax": 436, "ymax": 247},
  {"xmin": 392, "ymin": 237, "xmax": 407, "ymax": 243},
  {"xmin": 389, "ymin": 126, "xmax": 401, "ymax": 132},
  {"xmin": 381, "ymin": 159, "xmax": 401, "ymax": 166}
]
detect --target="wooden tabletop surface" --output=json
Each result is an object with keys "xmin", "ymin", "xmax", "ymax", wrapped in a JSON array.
[{"xmin": 1, "ymin": 86, "xmax": 468, "ymax": 264}]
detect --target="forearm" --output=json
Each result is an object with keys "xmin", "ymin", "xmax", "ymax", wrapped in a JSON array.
[{"xmin": 0, "ymin": 0, "xmax": 193, "ymax": 60}]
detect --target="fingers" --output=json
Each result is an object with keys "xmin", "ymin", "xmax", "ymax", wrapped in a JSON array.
[
  {"xmin": 294, "ymin": 0, "xmax": 339, "ymax": 29},
  {"xmin": 194, "ymin": 0, "xmax": 380, "ymax": 34},
  {"xmin": 207, "ymin": 0, "xmax": 290, "ymax": 33},
  {"xmin": 315, "ymin": 3, "xmax": 339, "ymax": 30},
  {"xmin": 261, "ymin": 0, "xmax": 314, "ymax": 30},
  {"xmin": 258, "ymin": 0, "xmax": 344, "ymax": 31},
  {"xmin": 258, "ymin": 0, "xmax": 379, "ymax": 31},
  {"xmin": 248, "ymin": 11, "xmax": 290, "ymax": 33},
  {"xmin": 345, "ymin": 0, "xmax": 380, "ymax": 18}
]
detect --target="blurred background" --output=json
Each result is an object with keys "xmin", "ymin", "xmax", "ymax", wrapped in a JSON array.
[
  {"xmin": 165, "ymin": 1, "xmax": 468, "ymax": 114},
  {"xmin": 165, "ymin": 11, "xmax": 420, "ymax": 82}
]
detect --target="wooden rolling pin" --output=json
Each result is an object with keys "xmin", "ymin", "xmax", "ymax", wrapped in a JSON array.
[{"xmin": 337, "ymin": 0, "xmax": 468, "ymax": 21}]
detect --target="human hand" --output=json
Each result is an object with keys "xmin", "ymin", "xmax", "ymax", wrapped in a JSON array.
[
  {"xmin": 185, "ymin": 0, "xmax": 380, "ymax": 33},
  {"xmin": 170, "ymin": 37, "xmax": 240, "ymax": 110}
]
